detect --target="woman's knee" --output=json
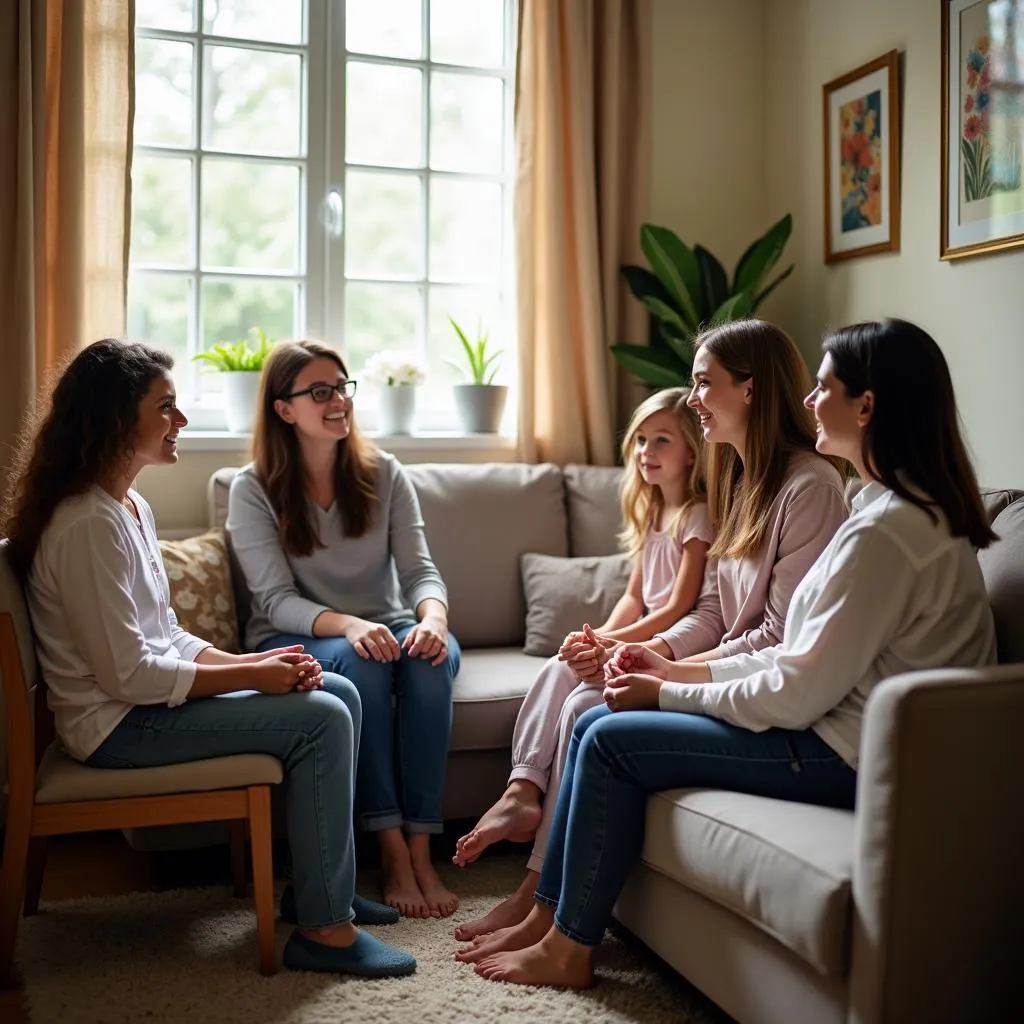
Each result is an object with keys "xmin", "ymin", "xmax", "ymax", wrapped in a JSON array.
[
  {"xmin": 294, "ymin": 688, "xmax": 357, "ymax": 750},
  {"xmin": 320, "ymin": 672, "xmax": 361, "ymax": 727},
  {"xmin": 569, "ymin": 702, "xmax": 611, "ymax": 749}
]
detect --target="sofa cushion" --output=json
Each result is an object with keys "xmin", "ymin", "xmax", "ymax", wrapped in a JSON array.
[
  {"xmin": 404, "ymin": 463, "xmax": 568, "ymax": 648},
  {"xmin": 563, "ymin": 464, "xmax": 623, "ymax": 556},
  {"xmin": 640, "ymin": 788, "xmax": 854, "ymax": 976},
  {"xmin": 159, "ymin": 529, "xmax": 240, "ymax": 653},
  {"xmin": 520, "ymin": 552, "xmax": 632, "ymax": 656},
  {"xmin": 450, "ymin": 648, "xmax": 540, "ymax": 751},
  {"xmin": 978, "ymin": 494, "xmax": 1024, "ymax": 664}
]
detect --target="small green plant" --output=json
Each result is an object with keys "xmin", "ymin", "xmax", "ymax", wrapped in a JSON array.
[
  {"xmin": 446, "ymin": 316, "xmax": 503, "ymax": 385},
  {"xmin": 192, "ymin": 326, "xmax": 273, "ymax": 372}
]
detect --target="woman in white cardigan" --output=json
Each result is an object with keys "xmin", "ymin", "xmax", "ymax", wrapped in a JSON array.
[{"xmin": 459, "ymin": 319, "xmax": 997, "ymax": 988}]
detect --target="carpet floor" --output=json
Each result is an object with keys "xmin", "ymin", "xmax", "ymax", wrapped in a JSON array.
[{"xmin": 16, "ymin": 854, "xmax": 729, "ymax": 1024}]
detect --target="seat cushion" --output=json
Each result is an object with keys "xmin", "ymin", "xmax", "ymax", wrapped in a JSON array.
[
  {"xmin": 35, "ymin": 744, "xmax": 283, "ymax": 804},
  {"xmin": 640, "ymin": 788, "xmax": 855, "ymax": 976},
  {"xmin": 450, "ymin": 648, "xmax": 541, "ymax": 752}
]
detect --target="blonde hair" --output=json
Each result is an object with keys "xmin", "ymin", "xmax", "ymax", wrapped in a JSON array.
[
  {"xmin": 697, "ymin": 319, "xmax": 835, "ymax": 560},
  {"xmin": 618, "ymin": 387, "xmax": 707, "ymax": 559}
]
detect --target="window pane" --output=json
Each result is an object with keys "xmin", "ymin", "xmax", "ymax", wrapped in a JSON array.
[
  {"xmin": 430, "ymin": 0, "xmax": 505, "ymax": 67},
  {"xmin": 128, "ymin": 274, "xmax": 192, "ymax": 367},
  {"xmin": 203, "ymin": 46, "xmax": 303, "ymax": 157},
  {"xmin": 137, "ymin": 0, "xmax": 194, "ymax": 31},
  {"xmin": 136, "ymin": 39, "xmax": 194, "ymax": 147},
  {"xmin": 203, "ymin": 0, "xmax": 304, "ymax": 45},
  {"xmin": 430, "ymin": 72, "xmax": 504, "ymax": 173},
  {"xmin": 427, "ymin": 287, "xmax": 505, "ymax": 388},
  {"xmin": 345, "ymin": 171, "xmax": 423, "ymax": 278},
  {"xmin": 346, "ymin": 0, "xmax": 421, "ymax": 58},
  {"xmin": 131, "ymin": 155, "xmax": 194, "ymax": 266},
  {"xmin": 200, "ymin": 161, "xmax": 301, "ymax": 271},
  {"xmin": 201, "ymin": 279, "xmax": 297, "ymax": 353},
  {"xmin": 429, "ymin": 179, "xmax": 502, "ymax": 282},
  {"xmin": 343, "ymin": 284, "xmax": 422, "ymax": 376},
  {"xmin": 346, "ymin": 63, "xmax": 423, "ymax": 168}
]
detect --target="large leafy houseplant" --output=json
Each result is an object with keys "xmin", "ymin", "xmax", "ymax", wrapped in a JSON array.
[{"xmin": 611, "ymin": 214, "xmax": 794, "ymax": 387}]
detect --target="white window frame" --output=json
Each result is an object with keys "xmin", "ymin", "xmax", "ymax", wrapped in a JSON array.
[{"xmin": 129, "ymin": 0, "xmax": 518, "ymax": 440}]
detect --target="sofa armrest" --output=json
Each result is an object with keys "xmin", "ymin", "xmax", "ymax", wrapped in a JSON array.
[{"xmin": 849, "ymin": 664, "xmax": 1024, "ymax": 1024}]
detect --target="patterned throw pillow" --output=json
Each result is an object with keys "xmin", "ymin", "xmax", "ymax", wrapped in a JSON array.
[{"xmin": 158, "ymin": 528, "xmax": 240, "ymax": 654}]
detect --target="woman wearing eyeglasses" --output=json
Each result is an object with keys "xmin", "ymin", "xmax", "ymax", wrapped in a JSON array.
[{"xmin": 227, "ymin": 340, "xmax": 461, "ymax": 920}]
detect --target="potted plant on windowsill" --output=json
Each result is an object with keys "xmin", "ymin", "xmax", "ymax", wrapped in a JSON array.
[
  {"xmin": 363, "ymin": 350, "xmax": 427, "ymax": 435},
  {"xmin": 446, "ymin": 317, "xmax": 507, "ymax": 433},
  {"xmin": 192, "ymin": 326, "xmax": 274, "ymax": 433}
]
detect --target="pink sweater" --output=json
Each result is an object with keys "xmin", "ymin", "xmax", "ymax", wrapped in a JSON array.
[{"xmin": 655, "ymin": 451, "xmax": 847, "ymax": 659}]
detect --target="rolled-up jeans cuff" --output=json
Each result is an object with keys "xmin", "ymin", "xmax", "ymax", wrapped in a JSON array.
[
  {"xmin": 534, "ymin": 889, "xmax": 559, "ymax": 910},
  {"xmin": 404, "ymin": 819, "xmax": 443, "ymax": 835},
  {"xmin": 554, "ymin": 917, "xmax": 603, "ymax": 948},
  {"xmin": 361, "ymin": 811, "xmax": 403, "ymax": 833},
  {"xmin": 509, "ymin": 765, "xmax": 548, "ymax": 791}
]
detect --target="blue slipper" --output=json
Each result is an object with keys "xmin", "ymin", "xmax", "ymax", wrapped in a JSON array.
[
  {"xmin": 279, "ymin": 885, "xmax": 400, "ymax": 926},
  {"xmin": 283, "ymin": 929, "xmax": 416, "ymax": 977}
]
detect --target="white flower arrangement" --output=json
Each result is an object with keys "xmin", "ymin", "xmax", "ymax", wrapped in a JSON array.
[{"xmin": 362, "ymin": 350, "xmax": 428, "ymax": 387}]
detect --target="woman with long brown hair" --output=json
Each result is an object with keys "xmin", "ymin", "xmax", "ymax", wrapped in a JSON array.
[
  {"xmin": 227, "ymin": 340, "xmax": 460, "ymax": 920},
  {"xmin": 4, "ymin": 339, "xmax": 415, "ymax": 977}
]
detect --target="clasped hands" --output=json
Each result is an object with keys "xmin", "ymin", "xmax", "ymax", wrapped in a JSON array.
[{"xmin": 346, "ymin": 616, "xmax": 449, "ymax": 666}]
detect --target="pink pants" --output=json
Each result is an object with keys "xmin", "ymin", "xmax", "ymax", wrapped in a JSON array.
[{"xmin": 509, "ymin": 656, "xmax": 606, "ymax": 873}]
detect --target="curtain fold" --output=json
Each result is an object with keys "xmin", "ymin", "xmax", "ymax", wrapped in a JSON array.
[
  {"xmin": 0, "ymin": 0, "xmax": 132, "ymax": 492},
  {"xmin": 515, "ymin": 0, "xmax": 651, "ymax": 466}
]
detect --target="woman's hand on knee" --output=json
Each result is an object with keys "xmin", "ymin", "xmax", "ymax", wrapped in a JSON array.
[
  {"xmin": 344, "ymin": 618, "xmax": 401, "ymax": 662},
  {"xmin": 402, "ymin": 617, "xmax": 449, "ymax": 665}
]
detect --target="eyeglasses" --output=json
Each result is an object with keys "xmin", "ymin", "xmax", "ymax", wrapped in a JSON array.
[{"xmin": 281, "ymin": 380, "xmax": 358, "ymax": 403}]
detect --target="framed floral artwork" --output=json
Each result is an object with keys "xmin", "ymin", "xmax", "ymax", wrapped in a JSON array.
[
  {"xmin": 823, "ymin": 51, "xmax": 901, "ymax": 263},
  {"xmin": 942, "ymin": 0, "xmax": 1024, "ymax": 259}
]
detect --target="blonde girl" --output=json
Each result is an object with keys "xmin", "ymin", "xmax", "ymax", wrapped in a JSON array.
[{"xmin": 451, "ymin": 387, "xmax": 714, "ymax": 941}]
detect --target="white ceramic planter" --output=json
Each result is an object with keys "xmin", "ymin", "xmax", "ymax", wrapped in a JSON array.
[
  {"xmin": 378, "ymin": 385, "xmax": 418, "ymax": 435},
  {"xmin": 222, "ymin": 371, "xmax": 262, "ymax": 434},
  {"xmin": 454, "ymin": 384, "xmax": 509, "ymax": 433}
]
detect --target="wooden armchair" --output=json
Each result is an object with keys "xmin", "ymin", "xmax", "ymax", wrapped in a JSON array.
[{"xmin": 0, "ymin": 541, "xmax": 282, "ymax": 983}]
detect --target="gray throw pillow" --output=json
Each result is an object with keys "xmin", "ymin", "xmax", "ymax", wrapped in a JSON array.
[{"xmin": 520, "ymin": 552, "xmax": 633, "ymax": 657}]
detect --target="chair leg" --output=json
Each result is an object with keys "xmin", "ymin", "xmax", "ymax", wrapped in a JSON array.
[
  {"xmin": 0, "ymin": 805, "xmax": 32, "ymax": 987},
  {"xmin": 248, "ymin": 786, "xmax": 277, "ymax": 975},
  {"xmin": 229, "ymin": 820, "xmax": 247, "ymax": 898},
  {"xmin": 22, "ymin": 837, "xmax": 48, "ymax": 916}
]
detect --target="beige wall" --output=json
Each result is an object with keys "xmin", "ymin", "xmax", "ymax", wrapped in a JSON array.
[
  {"xmin": 650, "ymin": 0, "xmax": 768, "ymax": 278},
  {"xmin": 764, "ymin": 0, "xmax": 1024, "ymax": 487}
]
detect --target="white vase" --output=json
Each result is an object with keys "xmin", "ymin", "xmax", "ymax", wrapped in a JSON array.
[
  {"xmin": 378, "ymin": 385, "xmax": 418, "ymax": 435},
  {"xmin": 222, "ymin": 371, "xmax": 262, "ymax": 433}
]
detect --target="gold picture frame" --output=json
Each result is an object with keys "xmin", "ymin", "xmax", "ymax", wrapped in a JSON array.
[{"xmin": 823, "ymin": 50, "xmax": 901, "ymax": 263}]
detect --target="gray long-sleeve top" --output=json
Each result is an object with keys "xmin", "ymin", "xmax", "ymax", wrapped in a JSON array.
[{"xmin": 227, "ymin": 454, "xmax": 448, "ymax": 651}]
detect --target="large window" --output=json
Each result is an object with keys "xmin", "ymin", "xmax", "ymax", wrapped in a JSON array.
[{"xmin": 128, "ymin": 0, "xmax": 516, "ymax": 432}]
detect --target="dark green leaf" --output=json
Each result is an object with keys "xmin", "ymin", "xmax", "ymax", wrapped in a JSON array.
[
  {"xmin": 752, "ymin": 264, "xmax": 794, "ymax": 311},
  {"xmin": 659, "ymin": 326, "xmax": 694, "ymax": 367},
  {"xmin": 733, "ymin": 213, "xmax": 793, "ymax": 295},
  {"xmin": 621, "ymin": 264, "xmax": 676, "ymax": 310},
  {"xmin": 640, "ymin": 224, "xmax": 701, "ymax": 330},
  {"xmin": 694, "ymin": 245, "xmax": 729, "ymax": 322},
  {"xmin": 640, "ymin": 297, "xmax": 691, "ymax": 340},
  {"xmin": 710, "ymin": 292, "xmax": 754, "ymax": 325},
  {"xmin": 610, "ymin": 343, "xmax": 690, "ymax": 387}
]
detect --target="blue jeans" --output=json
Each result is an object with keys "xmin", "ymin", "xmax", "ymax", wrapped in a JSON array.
[
  {"xmin": 86, "ymin": 673, "xmax": 361, "ymax": 930},
  {"xmin": 260, "ymin": 626, "xmax": 460, "ymax": 834},
  {"xmin": 536, "ymin": 704, "xmax": 857, "ymax": 947}
]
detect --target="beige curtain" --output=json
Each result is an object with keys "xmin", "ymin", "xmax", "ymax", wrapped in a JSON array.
[
  {"xmin": 515, "ymin": 0, "xmax": 652, "ymax": 465},
  {"xmin": 0, "ymin": 0, "xmax": 133, "ymax": 493}
]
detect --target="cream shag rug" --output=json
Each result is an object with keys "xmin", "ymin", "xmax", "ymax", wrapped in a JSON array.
[{"xmin": 17, "ymin": 855, "xmax": 727, "ymax": 1024}]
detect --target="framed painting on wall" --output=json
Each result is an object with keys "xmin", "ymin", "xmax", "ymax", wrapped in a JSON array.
[
  {"xmin": 823, "ymin": 50, "xmax": 901, "ymax": 263},
  {"xmin": 942, "ymin": 0, "xmax": 1024, "ymax": 259}
]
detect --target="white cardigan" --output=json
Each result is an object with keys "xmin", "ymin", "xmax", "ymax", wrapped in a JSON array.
[
  {"xmin": 659, "ymin": 482, "xmax": 997, "ymax": 767},
  {"xmin": 27, "ymin": 488, "xmax": 210, "ymax": 761}
]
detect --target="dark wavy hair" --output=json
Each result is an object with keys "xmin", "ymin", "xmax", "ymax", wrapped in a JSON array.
[
  {"xmin": 823, "ymin": 319, "xmax": 995, "ymax": 548},
  {"xmin": 2, "ymin": 339, "xmax": 174, "ymax": 578}
]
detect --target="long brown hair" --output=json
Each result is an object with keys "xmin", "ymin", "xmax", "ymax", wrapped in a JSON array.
[
  {"xmin": 2, "ymin": 339, "xmax": 174, "ymax": 579},
  {"xmin": 699, "ymin": 319, "xmax": 833, "ymax": 560},
  {"xmin": 618, "ymin": 387, "xmax": 706, "ymax": 559},
  {"xmin": 253, "ymin": 340, "xmax": 379, "ymax": 556},
  {"xmin": 824, "ymin": 319, "xmax": 995, "ymax": 548}
]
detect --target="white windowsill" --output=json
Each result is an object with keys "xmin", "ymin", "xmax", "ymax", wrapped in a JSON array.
[{"xmin": 176, "ymin": 430, "xmax": 518, "ymax": 455}]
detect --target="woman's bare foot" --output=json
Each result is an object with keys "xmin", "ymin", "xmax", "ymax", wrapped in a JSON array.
[
  {"xmin": 453, "ymin": 869, "xmax": 538, "ymax": 941},
  {"xmin": 408, "ymin": 833, "xmax": 459, "ymax": 918},
  {"xmin": 452, "ymin": 780, "xmax": 544, "ymax": 867},
  {"xmin": 378, "ymin": 828, "xmax": 430, "ymax": 918},
  {"xmin": 475, "ymin": 926, "xmax": 594, "ymax": 988},
  {"xmin": 454, "ymin": 901, "xmax": 553, "ymax": 963}
]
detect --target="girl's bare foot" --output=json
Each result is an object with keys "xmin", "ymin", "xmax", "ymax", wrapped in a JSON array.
[
  {"xmin": 454, "ymin": 902, "xmax": 553, "ymax": 964},
  {"xmin": 474, "ymin": 926, "xmax": 594, "ymax": 988},
  {"xmin": 408, "ymin": 833, "xmax": 459, "ymax": 918},
  {"xmin": 378, "ymin": 828, "xmax": 430, "ymax": 918},
  {"xmin": 453, "ymin": 869, "xmax": 537, "ymax": 941},
  {"xmin": 452, "ymin": 780, "xmax": 544, "ymax": 867}
]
